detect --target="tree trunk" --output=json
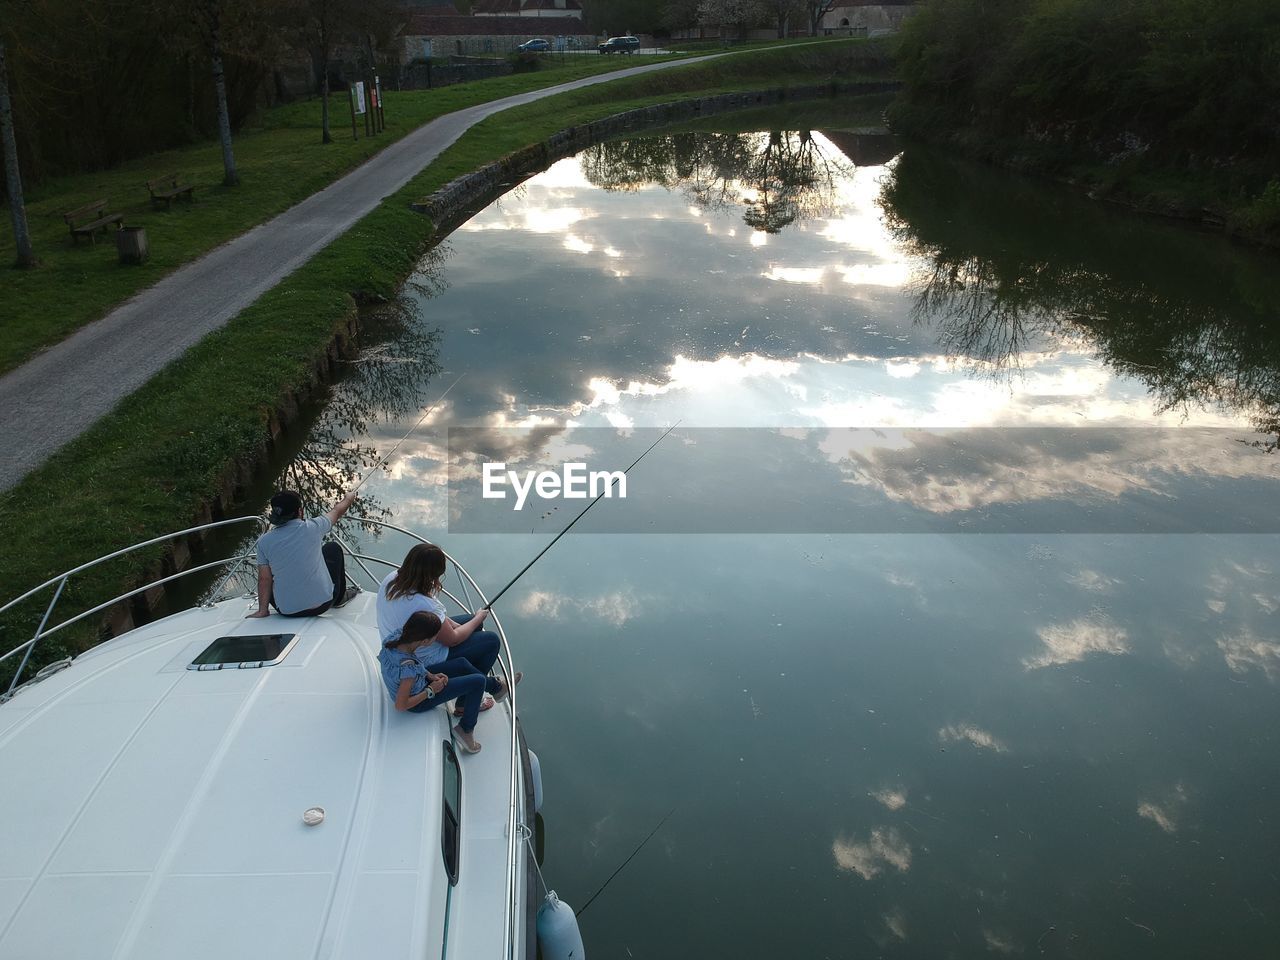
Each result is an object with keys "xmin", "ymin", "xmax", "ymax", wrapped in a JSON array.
[
  {"xmin": 320, "ymin": 72, "xmax": 330, "ymax": 144},
  {"xmin": 320, "ymin": 69, "xmax": 331, "ymax": 144},
  {"xmin": 209, "ymin": 13, "xmax": 240, "ymax": 186},
  {"xmin": 0, "ymin": 40, "xmax": 35, "ymax": 268},
  {"xmin": 319, "ymin": 11, "xmax": 332, "ymax": 145}
]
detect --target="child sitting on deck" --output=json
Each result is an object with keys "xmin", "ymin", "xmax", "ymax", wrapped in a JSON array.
[{"xmin": 378, "ymin": 611, "xmax": 510, "ymax": 754}]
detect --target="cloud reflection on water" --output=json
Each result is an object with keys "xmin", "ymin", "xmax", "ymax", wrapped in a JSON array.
[
  {"xmin": 832, "ymin": 826, "xmax": 913, "ymax": 880},
  {"xmin": 329, "ymin": 125, "xmax": 1280, "ymax": 958},
  {"xmin": 938, "ymin": 724, "xmax": 1008, "ymax": 753},
  {"xmin": 1026, "ymin": 616, "xmax": 1130, "ymax": 670}
]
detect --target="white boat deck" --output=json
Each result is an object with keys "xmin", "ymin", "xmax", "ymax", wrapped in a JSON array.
[{"xmin": 0, "ymin": 592, "xmax": 523, "ymax": 959}]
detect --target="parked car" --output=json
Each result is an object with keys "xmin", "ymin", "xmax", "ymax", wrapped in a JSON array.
[
  {"xmin": 518, "ymin": 38, "xmax": 550, "ymax": 52},
  {"xmin": 598, "ymin": 36, "xmax": 641, "ymax": 54}
]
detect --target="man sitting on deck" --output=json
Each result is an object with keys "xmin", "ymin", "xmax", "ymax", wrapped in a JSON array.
[{"xmin": 248, "ymin": 489, "xmax": 358, "ymax": 618}]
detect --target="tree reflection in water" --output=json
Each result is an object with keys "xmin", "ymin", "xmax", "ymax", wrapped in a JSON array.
[
  {"xmin": 276, "ymin": 244, "xmax": 450, "ymax": 527},
  {"xmin": 580, "ymin": 130, "xmax": 853, "ymax": 234},
  {"xmin": 878, "ymin": 149, "xmax": 1280, "ymax": 443}
]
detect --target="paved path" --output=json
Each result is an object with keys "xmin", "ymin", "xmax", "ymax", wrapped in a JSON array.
[{"xmin": 0, "ymin": 57, "xmax": 716, "ymax": 491}]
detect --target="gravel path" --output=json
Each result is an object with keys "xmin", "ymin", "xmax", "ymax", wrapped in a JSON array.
[{"xmin": 0, "ymin": 57, "xmax": 714, "ymax": 491}]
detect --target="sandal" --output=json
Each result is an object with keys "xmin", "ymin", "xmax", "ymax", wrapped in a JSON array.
[
  {"xmin": 453, "ymin": 726, "xmax": 482, "ymax": 754},
  {"xmin": 452, "ymin": 693, "xmax": 495, "ymax": 718},
  {"xmin": 493, "ymin": 671, "xmax": 523, "ymax": 702}
]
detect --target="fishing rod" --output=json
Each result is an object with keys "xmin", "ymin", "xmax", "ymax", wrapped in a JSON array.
[
  {"xmin": 350, "ymin": 373, "xmax": 464, "ymax": 494},
  {"xmin": 576, "ymin": 807, "xmax": 677, "ymax": 918},
  {"xmin": 482, "ymin": 421, "xmax": 681, "ymax": 610}
]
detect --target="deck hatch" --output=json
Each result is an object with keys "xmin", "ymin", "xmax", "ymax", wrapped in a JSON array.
[{"xmin": 187, "ymin": 633, "xmax": 299, "ymax": 670}]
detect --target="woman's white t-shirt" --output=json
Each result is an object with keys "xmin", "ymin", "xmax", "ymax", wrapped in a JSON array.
[{"xmin": 376, "ymin": 571, "xmax": 449, "ymax": 665}]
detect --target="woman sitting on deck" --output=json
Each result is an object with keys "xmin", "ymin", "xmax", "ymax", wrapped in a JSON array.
[
  {"xmin": 376, "ymin": 543, "xmax": 516, "ymax": 715},
  {"xmin": 379, "ymin": 612, "xmax": 511, "ymax": 754}
]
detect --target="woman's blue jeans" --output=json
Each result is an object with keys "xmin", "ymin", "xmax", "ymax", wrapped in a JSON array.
[
  {"xmin": 446, "ymin": 615, "xmax": 500, "ymax": 676},
  {"xmin": 409, "ymin": 658, "xmax": 494, "ymax": 731}
]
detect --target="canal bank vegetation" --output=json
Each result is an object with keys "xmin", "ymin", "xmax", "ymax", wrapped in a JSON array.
[
  {"xmin": 890, "ymin": 0, "xmax": 1280, "ymax": 244},
  {"xmin": 0, "ymin": 39, "xmax": 887, "ymax": 687},
  {"xmin": 878, "ymin": 147, "xmax": 1280, "ymax": 434}
]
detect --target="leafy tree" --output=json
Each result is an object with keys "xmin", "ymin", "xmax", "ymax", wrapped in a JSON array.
[
  {"xmin": 584, "ymin": 0, "xmax": 668, "ymax": 36},
  {"xmin": 878, "ymin": 147, "xmax": 1280, "ymax": 435},
  {"xmin": 697, "ymin": 0, "xmax": 764, "ymax": 38},
  {"xmin": 660, "ymin": 0, "xmax": 702, "ymax": 33}
]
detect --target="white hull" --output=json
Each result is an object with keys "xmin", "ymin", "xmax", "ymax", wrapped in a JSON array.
[{"xmin": 1, "ymin": 561, "xmax": 532, "ymax": 959}]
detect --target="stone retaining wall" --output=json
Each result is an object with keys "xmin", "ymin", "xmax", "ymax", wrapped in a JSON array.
[{"xmin": 412, "ymin": 81, "xmax": 900, "ymax": 228}]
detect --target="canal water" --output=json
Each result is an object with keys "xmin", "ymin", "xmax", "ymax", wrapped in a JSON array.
[{"xmin": 304, "ymin": 104, "xmax": 1280, "ymax": 958}]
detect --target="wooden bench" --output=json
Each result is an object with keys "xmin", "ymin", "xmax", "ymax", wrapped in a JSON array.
[
  {"xmin": 145, "ymin": 173, "xmax": 194, "ymax": 209},
  {"xmin": 63, "ymin": 200, "xmax": 123, "ymax": 245}
]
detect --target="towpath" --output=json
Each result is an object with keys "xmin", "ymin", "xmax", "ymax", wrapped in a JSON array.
[{"xmin": 0, "ymin": 56, "xmax": 717, "ymax": 491}]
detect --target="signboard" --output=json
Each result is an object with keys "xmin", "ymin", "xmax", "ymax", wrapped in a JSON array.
[
  {"xmin": 374, "ymin": 76, "xmax": 382, "ymax": 110},
  {"xmin": 422, "ymin": 39, "xmax": 433, "ymax": 60},
  {"xmin": 353, "ymin": 81, "xmax": 367, "ymax": 115}
]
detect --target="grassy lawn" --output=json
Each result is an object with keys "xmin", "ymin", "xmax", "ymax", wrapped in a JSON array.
[
  {"xmin": 0, "ymin": 53, "xmax": 689, "ymax": 376},
  {"xmin": 0, "ymin": 40, "xmax": 886, "ymax": 686}
]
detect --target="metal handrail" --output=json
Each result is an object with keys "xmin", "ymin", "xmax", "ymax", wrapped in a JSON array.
[
  {"xmin": 1, "ymin": 516, "xmax": 268, "ymax": 696},
  {"xmin": 0, "ymin": 553, "xmax": 256, "ymax": 665},
  {"xmin": 0, "ymin": 516, "xmax": 266, "ymax": 620},
  {"xmin": 351, "ymin": 518, "xmax": 524, "ymax": 960}
]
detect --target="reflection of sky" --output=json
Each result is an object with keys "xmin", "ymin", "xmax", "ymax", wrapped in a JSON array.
[{"xmin": 337, "ymin": 133, "xmax": 1280, "ymax": 958}]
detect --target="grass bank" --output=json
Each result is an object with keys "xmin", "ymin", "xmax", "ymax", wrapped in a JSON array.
[
  {"xmin": 0, "ymin": 54, "xmax": 688, "ymax": 377},
  {"xmin": 0, "ymin": 39, "xmax": 888, "ymax": 687},
  {"xmin": 889, "ymin": 0, "xmax": 1280, "ymax": 245}
]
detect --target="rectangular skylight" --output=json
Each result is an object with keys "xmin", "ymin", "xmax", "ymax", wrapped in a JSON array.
[{"xmin": 188, "ymin": 634, "xmax": 299, "ymax": 670}]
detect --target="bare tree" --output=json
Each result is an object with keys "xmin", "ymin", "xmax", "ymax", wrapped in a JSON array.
[
  {"xmin": 581, "ymin": 129, "xmax": 851, "ymax": 234},
  {"xmin": 284, "ymin": 0, "xmax": 399, "ymax": 145},
  {"xmin": 281, "ymin": 244, "xmax": 451, "ymax": 528},
  {"xmin": 0, "ymin": 38, "xmax": 35, "ymax": 268},
  {"xmin": 159, "ymin": 0, "xmax": 244, "ymax": 185},
  {"xmin": 805, "ymin": 0, "xmax": 836, "ymax": 36},
  {"xmin": 201, "ymin": 0, "xmax": 239, "ymax": 185},
  {"xmin": 760, "ymin": 0, "xmax": 803, "ymax": 38}
]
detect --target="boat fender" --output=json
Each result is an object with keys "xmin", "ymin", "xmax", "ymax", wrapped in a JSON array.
[
  {"xmin": 528, "ymin": 748, "xmax": 544, "ymax": 814},
  {"xmin": 536, "ymin": 890, "xmax": 585, "ymax": 960}
]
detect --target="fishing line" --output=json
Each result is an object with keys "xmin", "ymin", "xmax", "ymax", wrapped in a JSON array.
[
  {"xmin": 351, "ymin": 373, "xmax": 464, "ymax": 494},
  {"xmin": 576, "ymin": 807, "xmax": 677, "ymax": 918},
  {"xmin": 482, "ymin": 421, "xmax": 681, "ymax": 610}
]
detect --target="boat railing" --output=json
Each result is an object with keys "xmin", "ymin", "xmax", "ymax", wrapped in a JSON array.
[
  {"xmin": 0, "ymin": 516, "xmax": 269, "ymax": 701},
  {"xmin": 342, "ymin": 518, "xmax": 525, "ymax": 960},
  {"xmin": 2, "ymin": 515, "xmax": 526, "ymax": 960}
]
